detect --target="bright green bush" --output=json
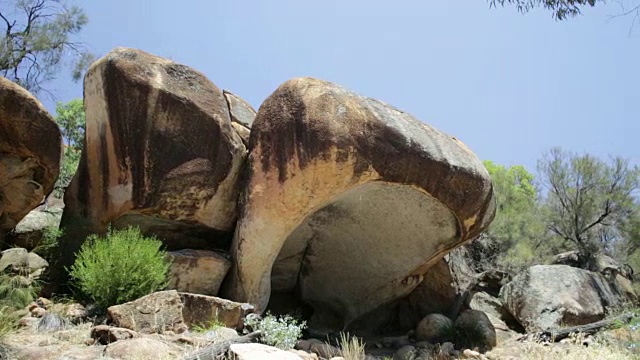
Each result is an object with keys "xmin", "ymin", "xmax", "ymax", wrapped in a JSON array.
[{"xmin": 68, "ymin": 226, "xmax": 170, "ymax": 310}]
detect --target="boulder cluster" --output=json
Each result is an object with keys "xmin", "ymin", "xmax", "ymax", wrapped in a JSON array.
[{"xmin": 0, "ymin": 47, "xmax": 636, "ymax": 359}]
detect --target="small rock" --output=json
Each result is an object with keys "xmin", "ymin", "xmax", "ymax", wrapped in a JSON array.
[
  {"xmin": 289, "ymin": 349, "xmax": 319, "ymax": 360},
  {"xmin": 18, "ymin": 316, "xmax": 38, "ymax": 328},
  {"xmin": 440, "ymin": 342, "xmax": 455, "ymax": 354},
  {"xmin": 37, "ymin": 312, "xmax": 67, "ymax": 331},
  {"xmin": 454, "ymin": 309, "xmax": 497, "ymax": 352},
  {"xmin": 31, "ymin": 307, "xmax": 46, "ymax": 318},
  {"xmin": 463, "ymin": 349, "xmax": 482, "ymax": 359},
  {"xmin": 26, "ymin": 252, "xmax": 48, "ymax": 272},
  {"xmin": 104, "ymin": 337, "xmax": 180, "ymax": 359},
  {"xmin": 0, "ymin": 248, "xmax": 27, "ymax": 271},
  {"xmin": 36, "ymin": 297, "xmax": 53, "ymax": 309},
  {"xmin": 200, "ymin": 326, "xmax": 239, "ymax": 341},
  {"xmin": 308, "ymin": 341, "xmax": 341, "ymax": 359},
  {"xmin": 91, "ymin": 325, "xmax": 140, "ymax": 345},
  {"xmin": 394, "ymin": 345, "xmax": 416, "ymax": 360},
  {"xmin": 329, "ymin": 358, "xmax": 346, "ymax": 360},
  {"xmin": 415, "ymin": 313, "xmax": 454, "ymax": 343}
]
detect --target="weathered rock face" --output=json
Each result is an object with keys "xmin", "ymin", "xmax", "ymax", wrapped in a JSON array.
[
  {"xmin": 107, "ymin": 290, "xmax": 187, "ymax": 334},
  {"xmin": 55, "ymin": 47, "xmax": 248, "ymax": 282},
  {"xmin": 0, "ymin": 77, "xmax": 62, "ymax": 240},
  {"xmin": 166, "ymin": 249, "xmax": 231, "ymax": 295},
  {"xmin": 551, "ymin": 251, "xmax": 637, "ymax": 301},
  {"xmin": 180, "ymin": 292, "xmax": 254, "ymax": 331},
  {"xmin": 500, "ymin": 265, "xmax": 632, "ymax": 332},
  {"xmin": 223, "ymin": 77, "xmax": 496, "ymax": 331}
]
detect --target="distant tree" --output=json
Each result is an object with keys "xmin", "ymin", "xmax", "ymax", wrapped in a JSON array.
[
  {"xmin": 489, "ymin": 0, "xmax": 599, "ymax": 20},
  {"xmin": 468, "ymin": 161, "xmax": 546, "ymax": 273},
  {"xmin": 537, "ymin": 147, "xmax": 640, "ymax": 268},
  {"xmin": 0, "ymin": 0, "xmax": 94, "ymax": 96},
  {"xmin": 489, "ymin": 0, "xmax": 640, "ymax": 33},
  {"xmin": 52, "ymin": 98, "xmax": 84, "ymax": 198}
]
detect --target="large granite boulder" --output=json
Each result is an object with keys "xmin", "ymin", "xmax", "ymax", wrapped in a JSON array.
[
  {"xmin": 0, "ymin": 77, "xmax": 62, "ymax": 241},
  {"xmin": 222, "ymin": 77, "xmax": 496, "ymax": 331},
  {"xmin": 500, "ymin": 265, "xmax": 633, "ymax": 332},
  {"xmin": 54, "ymin": 47, "xmax": 248, "ymax": 284}
]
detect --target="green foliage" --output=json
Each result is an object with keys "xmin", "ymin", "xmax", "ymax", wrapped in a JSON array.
[
  {"xmin": 470, "ymin": 161, "xmax": 547, "ymax": 273},
  {"xmin": 0, "ymin": 273, "xmax": 40, "ymax": 309},
  {"xmin": 68, "ymin": 226, "xmax": 171, "ymax": 310},
  {"xmin": 191, "ymin": 313, "xmax": 224, "ymax": 333},
  {"xmin": 244, "ymin": 312, "xmax": 307, "ymax": 350},
  {"xmin": 32, "ymin": 225, "xmax": 63, "ymax": 261},
  {"xmin": 488, "ymin": 0, "xmax": 599, "ymax": 20},
  {"xmin": 52, "ymin": 99, "xmax": 85, "ymax": 198},
  {"xmin": 0, "ymin": 306, "xmax": 18, "ymax": 338},
  {"xmin": 0, "ymin": 0, "xmax": 93, "ymax": 95},
  {"xmin": 538, "ymin": 147, "xmax": 640, "ymax": 267}
]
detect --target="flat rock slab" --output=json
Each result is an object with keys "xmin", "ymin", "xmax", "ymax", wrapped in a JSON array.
[
  {"xmin": 0, "ymin": 77, "xmax": 61, "ymax": 235},
  {"xmin": 166, "ymin": 249, "xmax": 231, "ymax": 295},
  {"xmin": 223, "ymin": 77, "xmax": 496, "ymax": 331},
  {"xmin": 107, "ymin": 290, "xmax": 187, "ymax": 334}
]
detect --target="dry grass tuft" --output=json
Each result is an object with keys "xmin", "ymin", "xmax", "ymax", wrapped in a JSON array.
[{"xmin": 339, "ymin": 332, "xmax": 366, "ymax": 360}]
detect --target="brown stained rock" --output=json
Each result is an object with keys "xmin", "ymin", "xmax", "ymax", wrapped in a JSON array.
[
  {"xmin": 180, "ymin": 292, "xmax": 254, "ymax": 331},
  {"xmin": 166, "ymin": 249, "xmax": 231, "ymax": 295},
  {"xmin": 54, "ymin": 47, "xmax": 247, "ymax": 286},
  {"xmin": 107, "ymin": 290, "xmax": 187, "ymax": 334},
  {"xmin": 0, "ymin": 77, "xmax": 61, "ymax": 236},
  {"xmin": 222, "ymin": 77, "xmax": 496, "ymax": 331}
]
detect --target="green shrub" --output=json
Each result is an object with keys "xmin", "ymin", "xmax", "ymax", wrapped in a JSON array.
[
  {"xmin": 0, "ymin": 306, "xmax": 17, "ymax": 338},
  {"xmin": 68, "ymin": 226, "xmax": 170, "ymax": 310},
  {"xmin": 0, "ymin": 273, "xmax": 40, "ymax": 309},
  {"xmin": 244, "ymin": 312, "xmax": 306, "ymax": 350},
  {"xmin": 33, "ymin": 225, "xmax": 63, "ymax": 260}
]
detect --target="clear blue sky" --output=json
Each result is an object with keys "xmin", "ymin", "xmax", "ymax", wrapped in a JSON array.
[{"xmin": 43, "ymin": 0, "xmax": 639, "ymax": 174}]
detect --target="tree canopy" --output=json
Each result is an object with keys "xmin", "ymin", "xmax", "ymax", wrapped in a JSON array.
[
  {"xmin": 476, "ymin": 148, "xmax": 640, "ymax": 275},
  {"xmin": 52, "ymin": 98, "xmax": 85, "ymax": 198},
  {"xmin": 489, "ymin": 0, "xmax": 599, "ymax": 20},
  {"xmin": 0, "ymin": 0, "xmax": 93, "ymax": 95},
  {"xmin": 537, "ymin": 147, "xmax": 640, "ymax": 267}
]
